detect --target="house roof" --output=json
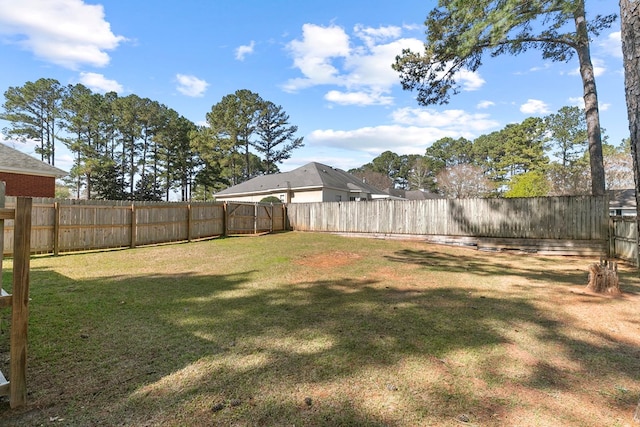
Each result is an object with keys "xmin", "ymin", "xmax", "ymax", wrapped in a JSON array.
[
  {"xmin": 215, "ymin": 162, "xmax": 385, "ymax": 197},
  {"xmin": 0, "ymin": 143, "xmax": 67, "ymax": 177},
  {"xmin": 384, "ymin": 188, "xmax": 443, "ymax": 200},
  {"xmin": 608, "ymin": 189, "xmax": 636, "ymax": 208}
]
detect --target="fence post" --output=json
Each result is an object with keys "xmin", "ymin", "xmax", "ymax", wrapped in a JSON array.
[
  {"xmin": 608, "ymin": 216, "xmax": 613, "ymax": 259},
  {"xmin": 10, "ymin": 197, "xmax": 32, "ymax": 408},
  {"xmin": 223, "ymin": 202, "xmax": 228, "ymax": 237},
  {"xmin": 636, "ymin": 217, "xmax": 640, "ymax": 269},
  {"xmin": 254, "ymin": 203, "xmax": 258, "ymax": 234},
  {"xmin": 283, "ymin": 203, "xmax": 288, "ymax": 231},
  {"xmin": 130, "ymin": 203, "xmax": 137, "ymax": 249},
  {"xmin": 54, "ymin": 201, "xmax": 60, "ymax": 256},
  {"xmin": 187, "ymin": 203, "xmax": 192, "ymax": 242}
]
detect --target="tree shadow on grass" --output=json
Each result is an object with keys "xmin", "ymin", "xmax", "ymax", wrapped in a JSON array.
[
  {"xmin": 384, "ymin": 247, "xmax": 640, "ymax": 294},
  {"xmin": 0, "ymin": 265, "xmax": 638, "ymax": 426}
]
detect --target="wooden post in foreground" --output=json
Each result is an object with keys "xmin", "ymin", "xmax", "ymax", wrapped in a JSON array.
[
  {"xmin": 10, "ymin": 197, "xmax": 32, "ymax": 408},
  {"xmin": 0, "ymin": 182, "xmax": 5, "ymax": 289}
]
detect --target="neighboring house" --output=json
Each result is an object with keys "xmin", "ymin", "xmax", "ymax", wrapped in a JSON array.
[
  {"xmin": 214, "ymin": 162, "xmax": 386, "ymax": 203},
  {"xmin": 378, "ymin": 188, "xmax": 443, "ymax": 201},
  {"xmin": 608, "ymin": 189, "xmax": 636, "ymax": 216},
  {"xmin": 0, "ymin": 143, "xmax": 67, "ymax": 198}
]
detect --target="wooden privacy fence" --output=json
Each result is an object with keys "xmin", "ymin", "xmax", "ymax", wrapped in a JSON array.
[
  {"xmin": 609, "ymin": 217, "xmax": 639, "ymax": 266},
  {"xmin": 0, "ymin": 184, "xmax": 32, "ymax": 408},
  {"xmin": 287, "ymin": 196, "xmax": 610, "ymax": 256},
  {"xmin": 2, "ymin": 198, "xmax": 286, "ymax": 256}
]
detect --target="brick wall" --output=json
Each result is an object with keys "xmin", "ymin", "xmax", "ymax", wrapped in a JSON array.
[{"xmin": 0, "ymin": 172, "xmax": 56, "ymax": 197}]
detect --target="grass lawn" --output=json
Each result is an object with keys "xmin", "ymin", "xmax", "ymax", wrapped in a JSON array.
[{"xmin": 0, "ymin": 231, "xmax": 639, "ymax": 426}]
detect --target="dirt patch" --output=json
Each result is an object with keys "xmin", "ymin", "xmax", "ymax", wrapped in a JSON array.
[{"xmin": 295, "ymin": 251, "xmax": 362, "ymax": 268}]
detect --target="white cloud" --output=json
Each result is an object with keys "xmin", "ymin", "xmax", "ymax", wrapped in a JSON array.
[
  {"xmin": 529, "ymin": 63, "xmax": 551, "ymax": 72},
  {"xmin": 283, "ymin": 23, "xmax": 483, "ymax": 104},
  {"xmin": 568, "ymin": 96, "xmax": 611, "ymax": 112},
  {"xmin": 0, "ymin": 0, "xmax": 126, "ymax": 69},
  {"xmin": 520, "ymin": 99, "xmax": 550, "ymax": 115},
  {"xmin": 235, "ymin": 40, "xmax": 255, "ymax": 61},
  {"xmin": 308, "ymin": 125, "xmax": 477, "ymax": 157},
  {"xmin": 568, "ymin": 96, "xmax": 584, "ymax": 108},
  {"xmin": 176, "ymin": 74, "xmax": 209, "ymax": 97},
  {"xmin": 456, "ymin": 68, "xmax": 485, "ymax": 91},
  {"xmin": 391, "ymin": 107, "xmax": 499, "ymax": 133},
  {"xmin": 343, "ymin": 37, "xmax": 423, "ymax": 90},
  {"xmin": 353, "ymin": 24, "xmax": 402, "ymax": 48},
  {"xmin": 283, "ymin": 24, "xmax": 350, "ymax": 91},
  {"xmin": 324, "ymin": 90, "xmax": 393, "ymax": 106},
  {"xmin": 79, "ymin": 72, "xmax": 123, "ymax": 93},
  {"xmin": 305, "ymin": 106, "xmax": 500, "ymax": 158},
  {"xmin": 569, "ymin": 57, "xmax": 606, "ymax": 77},
  {"xmin": 477, "ymin": 100, "xmax": 495, "ymax": 109},
  {"xmin": 599, "ymin": 31, "xmax": 622, "ymax": 58}
]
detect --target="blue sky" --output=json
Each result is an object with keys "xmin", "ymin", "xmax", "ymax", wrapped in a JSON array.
[{"xmin": 0, "ymin": 0, "xmax": 626, "ymax": 175}]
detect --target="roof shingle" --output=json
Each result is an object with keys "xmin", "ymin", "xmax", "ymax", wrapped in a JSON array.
[
  {"xmin": 0, "ymin": 143, "xmax": 67, "ymax": 177},
  {"xmin": 215, "ymin": 162, "xmax": 384, "ymax": 196}
]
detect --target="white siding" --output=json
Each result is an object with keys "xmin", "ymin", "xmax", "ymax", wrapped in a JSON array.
[{"xmin": 290, "ymin": 189, "xmax": 324, "ymax": 203}]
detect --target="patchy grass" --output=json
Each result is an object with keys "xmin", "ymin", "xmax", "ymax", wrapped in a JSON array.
[{"xmin": 0, "ymin": 231, "xmax": 639, "ymax": 426}]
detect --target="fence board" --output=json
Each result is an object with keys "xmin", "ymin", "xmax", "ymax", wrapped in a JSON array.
[
  {"xmin": 287, "ymin": 197, "xmax": 609, "ymax": 256},
  {"xmin": 610, "ymin": 217, "xmax": 638, "ymax": 265},
  {"xmin": 3, "ymin": 195, "xmax": 615, "ymax": 258},
  {"xmin": 3, "ymin": 199, "xmax": 279, "ymax": 256}
]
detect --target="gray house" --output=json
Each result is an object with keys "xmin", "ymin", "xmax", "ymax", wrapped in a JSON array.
[
  {"xmin": 214, "ymin": 162, "xmax": 386, "ymax": 203},
  {"xmin": 609, "ymin": 189, "xmax": 636, "ymax": 216}
]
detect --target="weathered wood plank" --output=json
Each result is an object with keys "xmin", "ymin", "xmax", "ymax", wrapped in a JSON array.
[
  {"xmin": 0, "ymin": 288, "xmax": 12, "ymax": 309},
  {"xmin": 286, "ymin": 197, "xmax": 610, "ymax": 257},
  {"xmin": 10, "ymin": 197, "xmax": 32, "ymax": 408},
  {"xmin": 0, "ymin": 208, "xmax": 14, "ymax": 220}
]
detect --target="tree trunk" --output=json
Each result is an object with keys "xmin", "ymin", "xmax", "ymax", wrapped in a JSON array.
[
  {"xmin": 619, "ymin": 0, "xmax": 640, "ymax": 421},
  {"xmin": 586, "ymin": 259, "xmax": 621, "ymax": 295},
  {"xmin": 574, "ymin": 1, "xmax": 606, "ymax": 196}
]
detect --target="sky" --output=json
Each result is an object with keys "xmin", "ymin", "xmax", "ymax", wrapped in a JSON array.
[{"xmin": 0, "ymin": 0, "xmax": 627, "ymax": 175}]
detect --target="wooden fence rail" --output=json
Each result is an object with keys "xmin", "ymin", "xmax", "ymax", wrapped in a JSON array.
[
  {"xmin": 1, "ymin": 195, "xmax": 618, "ymax": 258},
  {"xmin": 2, "ymin": 198, "xmax": 286, "ymax": 256},
  {"xmin": 287, "ymin": 196, "xmax": 610, "ymax": 256}
]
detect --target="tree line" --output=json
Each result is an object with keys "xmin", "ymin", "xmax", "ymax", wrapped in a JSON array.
[
  {"xmin": 349, "ymin": 106, "xmax": 633, "ymax": 198},
  {"xmin": 2, "ymin": 79, "xmax": 631, "ymax": 201},
  {"xmin": 1, "ymin": 79, "xmax": 303, "ymax": 201},
  {"xmin": 393, "ymin": 0, "xmax": 619, "ymax": 197}
]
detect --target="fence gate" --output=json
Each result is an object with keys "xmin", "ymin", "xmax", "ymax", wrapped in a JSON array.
[
  {"xmin": 0, "ymin": 182, "xmax": 32, "ymax": 408},
  {"xmin": 225, "ymin": 202, "xmax": 283, "ymax": 235},
  {"xmin": 610, "ymin": 217, "xmax": 639, "ymax": 266}
]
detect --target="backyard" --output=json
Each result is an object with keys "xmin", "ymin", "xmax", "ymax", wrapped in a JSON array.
[{"xmin": 0, "ymin": 231, "xmax": 638, "ymax": 426}]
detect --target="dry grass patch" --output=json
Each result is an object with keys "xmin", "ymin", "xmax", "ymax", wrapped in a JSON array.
[{"xmin": 0, "ymin": 231, "xmax": 638, "ymax": 426}]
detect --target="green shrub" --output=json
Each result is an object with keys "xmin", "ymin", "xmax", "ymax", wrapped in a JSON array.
[{"xmin": 260, "ymin": 196, "xmax": 282, "ymax": 203}]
